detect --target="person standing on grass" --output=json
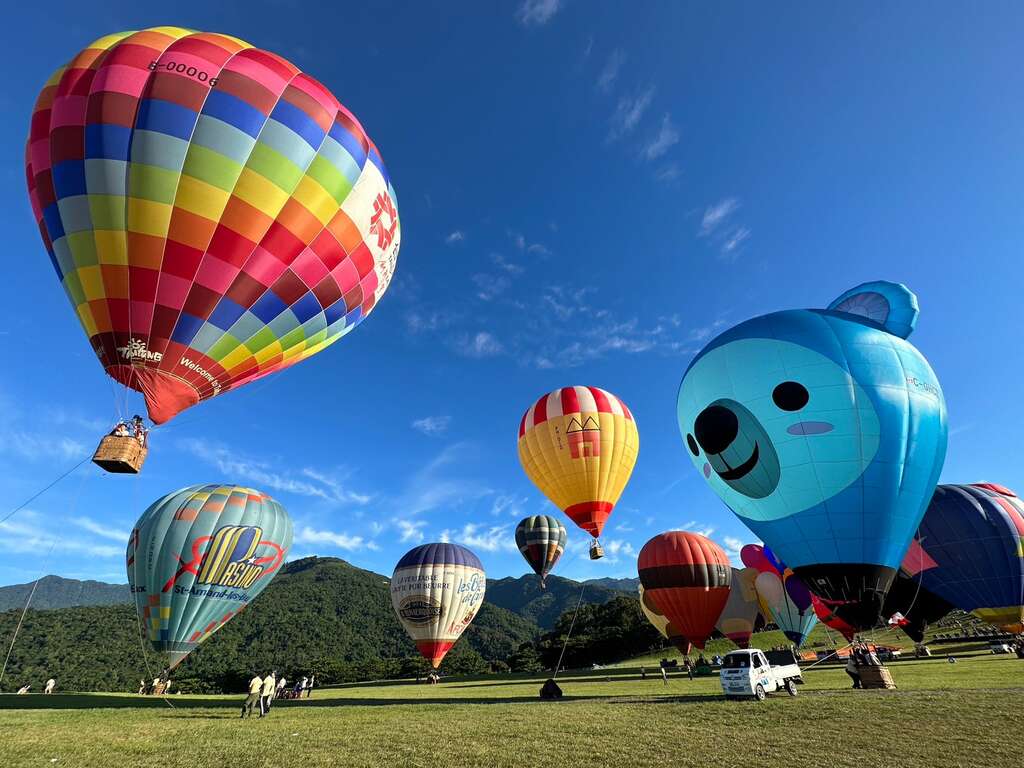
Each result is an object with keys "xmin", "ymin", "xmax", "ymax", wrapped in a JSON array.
[
  {"xmin": 306, "ymin": 674, "xmax": 315, "ymax": 698},
  {"xmin": 259, "ymin": 672, "xmax": 276, "ymax": 717},
  {"xmin": 276, "ymin": 675, "xmax": 287, "ymax": 698},
  {"xmin": 660, "ymin": 666, "xmax": 669, "ymax": 685},
  {"xmin": 242, "ymin": 674, "xmax": 262, "ymax": 718},
  {"xmin": 44, "ymin": 678, "xmax": 56, "ymax": 694},
  {"xmin": 845, "ymin": 653, "xmax": 861, "ymax": 689}
]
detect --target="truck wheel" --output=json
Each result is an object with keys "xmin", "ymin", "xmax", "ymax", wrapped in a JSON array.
[
  {"xmin": 785, "ymin": 679, "xmax": 798, "ymax": 697},
  {"xmin": 754, "ymin": 684, "xmax": 766, "ymax": 701}
]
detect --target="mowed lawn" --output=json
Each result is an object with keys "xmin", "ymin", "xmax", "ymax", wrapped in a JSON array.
[{"xmin": 1, "ymin": 653, "xmax": 1021, "ymax": 768}]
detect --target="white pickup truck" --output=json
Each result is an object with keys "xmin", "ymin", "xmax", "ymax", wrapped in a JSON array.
[{"xmin": 719, "ymin": 648, "xmax": 803, "ymax": 701}]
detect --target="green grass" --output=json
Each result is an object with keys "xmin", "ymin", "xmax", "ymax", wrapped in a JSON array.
[{"xmin": 1, "ymin": 652, "xmax": 1022, "ymax": 768}]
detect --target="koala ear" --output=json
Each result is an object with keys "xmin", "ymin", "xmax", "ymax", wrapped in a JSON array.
[{"xmin": 827, "ymin": 281, "xmax": 919, "ymax": 339}]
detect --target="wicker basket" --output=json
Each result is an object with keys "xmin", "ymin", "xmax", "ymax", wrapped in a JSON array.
[
  {"xmin": 589, "ymin": 542, "xmax": 605, "ymax": 560},
  {"xmin": 92, "ymin": 435, "xmax": 148, "ymax": 474},
  {"xmin": 860, "ymin": 665, "xmax": 896, "ymax": 689}
]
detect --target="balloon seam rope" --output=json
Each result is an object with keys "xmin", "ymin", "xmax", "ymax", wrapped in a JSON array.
[
  {"xmin": 552, "ymin": 582, "xmax": 587, "ymax": 680},
  {"xmin": 0, "ymin": 468, "xmax": 92, "ymax": 690}
]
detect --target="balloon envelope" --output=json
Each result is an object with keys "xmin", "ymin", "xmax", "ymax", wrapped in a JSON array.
[
  {"xmin": 911, "ymin": 483, "xmax": 1024, "ymax": 633},
  {"xmin": 637, "ymin": 532, "xmax": 731, "ymax": 650},
  {"xmin": 27, "ymin": 28, "xmax": 400, "ymax": 423},
  {"xmin": 518, "ymin": 386, "xmax": 638, "ymax": 538},
  {"xmin": 677, "ymin": 281, "xmax": 947, "ymax": 630},
  {"xmin": 515, "ymin": 515, "xmax": 566, "ymax": 584},
  {"xmin": 638, "ymin": 585, "xmax": 692, "ymax": 655},
  {"xmin": 126, "ymin": 484, "xmax": 292, "ymax": 668},
  {"xmin": 716, "ymin": 567, "xmax": 761, "ymax": 649},
  {"xmin": 755, "ymin": 571, "xmax": 818, "ymax": 647},
  {"xmin": 390, "ymin": 543, "xmax": 485, "ymax": 668}
]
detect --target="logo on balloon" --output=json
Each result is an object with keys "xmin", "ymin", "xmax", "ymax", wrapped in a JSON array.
[
  {"xmin": 196, "ymin": 526, "xmax": 267, "ymax": 589},
  {"xmin": 370, "ymin": 192, "xmax": 398, "ymax": 251},
  {"xmin": 399, "ymin": 596, "xmax": 443, "ymax": 625},
  {"xmin": 566, "ymin": 416, "xmax": 600, "ymax": 459},
  {"xmin": 116, "ymin": 338, "xmax": 163, "ymax": 363}
]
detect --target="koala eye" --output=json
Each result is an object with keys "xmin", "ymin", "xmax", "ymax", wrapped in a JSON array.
[
  {"xmin": 686, "ymin": 433, "xmax": 700, "ymax": 456},
  {"xmin": 772, "ymin": 381, "xmax": 809, "ymax": 411}
]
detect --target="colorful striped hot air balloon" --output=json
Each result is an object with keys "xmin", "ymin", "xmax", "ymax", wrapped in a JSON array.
[
  {"xmin": 126, "ymin": 484, "xmax": 292, "ymax": 668},
  {"xmin": 637, "ymin": 532, "xmax": 731, "ymax": 650},
  {"xmin": 390, "ymin": 543, "xmax": 485, "ymax": 668},
  {"xmin": 26, "ymin": 28, "xmax": 400, "ymax": 424},
  {"xmin": 910, "ymin": 483, "xmax": 1024, "ymax": 633},
  {"xmin": 518, "ymin": 386, "xmax": 639, "ymax": 553},
  {"xmin": 515, "ymin": 515, "xmax": 566, "ymax": 587},
  {"xmin": 638, "ymin": 585, "xmax": 691, "ymax": 655},
  {"xmin": 715, "ymin": 567, "xmax": 761, "ymax": 649},
  {"xmin": 742, "ymin": 544, "xmax": 818, "ymax": 647}
]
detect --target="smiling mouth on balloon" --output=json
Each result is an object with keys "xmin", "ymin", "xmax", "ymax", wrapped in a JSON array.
[{"xmin": 716, "ymin": 443, "xmax": 760, "ymax": 481}]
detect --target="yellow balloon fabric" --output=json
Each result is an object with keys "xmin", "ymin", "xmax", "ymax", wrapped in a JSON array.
[{"xmin": 517, "ymin": 386, "xmax": 639, "ymax": 538}]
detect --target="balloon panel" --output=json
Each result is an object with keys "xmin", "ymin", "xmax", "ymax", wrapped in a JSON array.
[
  {"xmin": 518, "ymin": 386, "xmax": 638, "ymax": 538},
  {"xmin": 390, "ymin": 543, "xmax": 485, "ymax": 668},
  {"xmin": 27, "ymin": 28, "xmax": 400, "ymax": 423},
  {"xmin": 677, "ymin": 281, "xmax": 947, "ymax": 629},
  {"xmin": 126, "ymin": 484, "xmax": 292, "ymax": 667}
]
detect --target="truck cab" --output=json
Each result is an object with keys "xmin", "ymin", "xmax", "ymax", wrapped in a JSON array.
[{"xmin": 719, "ymin": 648, "xmax": 803, "ymax": 700}]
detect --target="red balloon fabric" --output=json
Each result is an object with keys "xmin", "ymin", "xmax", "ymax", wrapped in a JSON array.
[{"xmin": 637, "ymin": 531, "xmax": 731, "ymax": 650}]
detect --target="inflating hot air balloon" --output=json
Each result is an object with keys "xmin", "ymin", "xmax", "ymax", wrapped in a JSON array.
[
  {"xmin": 390, "ymin": 543, "xmax": 485, "ymax": 668},
  {"xmin": 812, "ymin": 595, "xmax": 856, "ymax": 643},
  {"xmin": 678, "ymin": 282, "xmax": 947, "ymax": 630},
  {"xmin": 126, "ymin": 484, "xmax": 292, "ymax": 668},
  {"xmin": 638, "ymin": 585, "xmax": 691, "ymax": 655},
  {"xmin": 515, "ymin": 515, "xmax": 566, "ymax": 587},
  {"xmin": 26, "ymin": 28, "xmax": 400, "ymax": 434},
  {"xmin": 741, "ymin": 544, "xmax": 818, "ymax": 647},
  {"xmin": 879, "ymin": 560, "xmax": 954, "ymax": 643},
  {"xmin": 910, "ymin": 484, "xmax": 1024, "ymax": 633},
  {"xmin": 715, "ymin": 567, "xmax": 761, "ymax": 649},
  {"xmin": 637, "ymin": 532, "xmax": 731, "ymax": 650},
  {"xmin": 518, "ymin": 386, "xmax": 638, "ymax": 559}
]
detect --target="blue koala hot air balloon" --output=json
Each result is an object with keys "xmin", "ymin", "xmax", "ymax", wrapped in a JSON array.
[{"xmin": 677, "ymin": 281, "xmax": 947, "ymax": 630}]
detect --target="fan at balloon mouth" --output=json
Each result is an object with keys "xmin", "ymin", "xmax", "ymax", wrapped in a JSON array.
[{"xmin": 25, "ymin": 27, "xmax": 401, "ymax": 472}]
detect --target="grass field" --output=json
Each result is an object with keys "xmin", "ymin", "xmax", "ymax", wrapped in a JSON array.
[{"xmin": 1, "ymin": 651, "xmax": 1021, "ymax": 768}]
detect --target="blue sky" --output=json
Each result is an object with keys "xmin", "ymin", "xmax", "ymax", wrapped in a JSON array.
[{"xmin": 1, "ymin": 1, "xmax": 1022, "ymax": 587}]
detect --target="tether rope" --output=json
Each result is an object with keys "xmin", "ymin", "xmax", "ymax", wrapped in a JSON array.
[{"xmin": 552, "ymin": 582, "xmax": 587, "ymax": 679}]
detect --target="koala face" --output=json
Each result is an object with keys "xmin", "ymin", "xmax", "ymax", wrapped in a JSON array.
[{"xmin": 678, "ymin": 332, "xmax": 881, "ymax": 523}]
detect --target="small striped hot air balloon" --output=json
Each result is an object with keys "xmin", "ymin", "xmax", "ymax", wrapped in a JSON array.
[
  {"xmin": 390, "ymin": 543, "xmax": 485, "ymax": 668},
  {"xmin": 637, "ymin": 532, "xmax": 731, "ymax": 650},
  {"xmin": 715, "ymin": 567, "xmax": 761, "ymax": 649},
  {"xmin": 638, "ymin": 585, "xmax": 691, "ymax": 655},
  {"xmin": 518, "ymin": 386, "xmax": 639, "ymax": 558},
  {"xmin": 126, "ymin": 484, "xmax": 292, "ymax": 668},
  {"xmin": 515, "ymin": 515, "xmax": 566, "ymax": 587}
]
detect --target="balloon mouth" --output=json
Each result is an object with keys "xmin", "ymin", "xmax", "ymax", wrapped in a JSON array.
[{"xmin": 700, "ymin": 400, "xmax": 780, "ymax": 499}]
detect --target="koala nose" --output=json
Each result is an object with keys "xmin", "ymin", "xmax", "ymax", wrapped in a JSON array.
[{"xmin": 694, "ymin": 404, "xmax": 739, "ymax": 455}]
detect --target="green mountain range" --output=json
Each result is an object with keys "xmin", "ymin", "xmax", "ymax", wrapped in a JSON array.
[{"xmin": 0, "ymin": 575, "xmax": 130, "ymax": 611}]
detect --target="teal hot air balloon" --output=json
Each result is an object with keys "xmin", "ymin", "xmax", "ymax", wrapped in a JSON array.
[
  {"xmin": 515, "ymin": 515, "xmax": 567, "ymax": 587},
  {"xmin": 127, "ymin": 484, "xmax": 293, "ymax": 668}
]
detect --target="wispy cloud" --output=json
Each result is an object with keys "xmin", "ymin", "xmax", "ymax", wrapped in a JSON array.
[
  {"xmin": 178, "ymin": 440, "xmax": 371, "ymax": 505},
  {"xmin": 722, "ymin": 536, "xmax": 746, "ymax": 561},
  {"xmin": 453, "ymin": 331, "xmax": 504, "ymax": 358},
  {"xmin": 439, "ymin": 522, "xmax": 517, "ymax": 553},
  {"xmin": 674, "ymin": 520, "xmax": 716, "ymax": 538},
  {"xmin": 526, "ymin": 243, "xmax": 551, "ymax": 256},
  {"xmin": 445, "ymin": 230, "xmax": 465, "ymax": 245},
  {"xmin": 608, "ymin": 86, "xmax": 655, "ymax": 141},
  {"xmin": 491, "ymin": 253, "xmax": 524, "ymax": 275},
  {"xmin": 516, "ymin": 0, "xmax": 562, "ymax": 27},
  {"xmin": 698, "ymin": 198, "xmax": 750, "ymax": 258},
  {"xmin": 397, "ymin": 519, "xmax": 427, "ymax": 544},
  {"xmin": 0, "ymin": 516, "xmax": 121, "ymax": 559},
  {"xmin": 406, "ymin": 309, "xmax": 458, "ymax": 335},
  {"xmin": 597, "ymin": 48, "xmax": 625, "ymax": 92},
  {"xmin": 411, "ymin": 415, "xmax": 451, "ymax": 436},
  {"xmin": 699, "ymin": 198, "xmax": 740, "ymax": 237},
  {"xmin": 654, "ymin": 164, "xmax": 680, "ymax": 183},
  {"xmin": 642, "ymin": 114, "xmax": 679, "ymax": 161},
  {"xmin": 394, "ymin": 443, "xmax": 494, "ymax": 518},
  {"xmin": 294, "ymin": 526, "xmax": 377, "ymax": 552},
  {"xmin": 70, "ymin": 517, "xmax": 129, "ymax": 543},
  {"xmin": 489, "ymin": 494, "xmax": 529, "ymax": 518},
  {"xmin": 472, "ymin": 273, "xmax": 512, "ymax": 302},
  {"xmin": 720, "ymin": 227, "xmax": 750, "ymax": 258}
]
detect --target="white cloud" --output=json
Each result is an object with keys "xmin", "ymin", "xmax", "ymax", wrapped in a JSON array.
[
  {"xmin": 673, "ymin": 520, "xmax": 716, "ymax": 538},
  {"xmin": 0, "ymin": 517, "xmax": 121, "ymax": 559},
  {"xmin": 526, "ymin": 243, "xmax": 551, "ymax": 256},
  {"xmin": 453, "ymin": 331, "xmax": 503, "ymax": 358},
  {"xmin": 608, "ymin": 87, "xmax": 655, "ymax": 141},
  {"xmin": 69, "ymin": 517, "xmax": 129, "ymax": 543},
  {"xmin": 491, "ymin": 253, "xmax": 524, "ymax": 275},
  {"xmin": 445, "ymin": 230, "xmax": 465, "ymax": 244},
  {"xmin": 442, "ymin": 523, "xmax": 517, "ymax": 553},
  {"xmin": 489, "ymin": 494, "xmax": 529, "ymax": 518},
  {"xmin": 178, "ymin": 440, "xmax": 370, "ymax": 505},
  {"xmin": 722, "ymin": 536, "xmax": 746, "ymax": 560},
  {"xmin": 516, "ymin": 0, "xmax": 562, "ymax": 26},
  {"xmin": 294, "ymin": 526, "xmax": 376, "ymax": 552},
  {"xmin": 699, "ymin": 198, "xmax": 739, "ymax": 237},
  {"xmin": 397, "ymin": 519, "xmax": 427, "ymax": 544},
  {"xmin": 406, "ymin": 309, "xmax": 457, "ymax": 334},
  {"xmin": 655, "ymin": 164, "xmax": 680, "ymax": 183},
  {"xmin": 472, "ymin": 273, "xmax": 512, "ymax": 301},
  {"xmin": 411, "ymin": 415, "xmax": 451, "ymax": 436},
  {"xmin": 597, "ymin": 49, "xmax": 626, "ymax": 91},
  {"xmin": 721, "ymin": 227, "xmax": 750, "ymax": 257},
  {"xmin": 0, "ymin": 432, "xmax": 87, "ymax": 463},
  {"xmin": 642, "ymin": 114, "xmax": 679, "ymax": 161}
]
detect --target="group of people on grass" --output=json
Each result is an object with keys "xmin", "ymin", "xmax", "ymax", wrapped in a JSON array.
[
  {"xmin": 241, "ymin": 672, "xmax": 316, "ymax": 718},
  {"xmin": 844, "ymin": 642, "xmax": 882, "ymax": 688},
  {"xmin": 15, "ymin": 678, "xmax": 56, "ymax": 695},
  {"xmin": 138, "ymin": 668, "xmax": 171, "ymax": 695}
]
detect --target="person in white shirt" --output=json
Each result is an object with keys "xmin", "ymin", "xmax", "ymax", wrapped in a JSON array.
[
  {"xmin": 259, "ymin": 672, "xmax": 276, "ymax": 717},
  {"xmin": 44, "ymin": 678, "xmax": 56, "ymax": 694},
  {"xmin": 241, "ymin": 674, "xmax": 262, "ymax": 718},
  {"xmin": 276, "ymin": 676, "xmax": 287, "ymax": 697}
]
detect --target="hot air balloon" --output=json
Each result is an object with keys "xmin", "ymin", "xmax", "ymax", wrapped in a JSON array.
[
  {"xmin": 812, "ymin": 595, "xmax": 856, "ymax": 643},
  {"xmin": 518, "ymin": 386, "xmax": 638, "ymax": 559},
  {"xmin": 126, "ymin": 484, "xmax": 292, "ymax": 668},
  {"xmin": 26, "ymin": 28, "xmax": 400, "ymax": 434},
  {"xmin": 741, "ymin": 544, "xmax": 818, "ymax": 647},
  {"xmin": 637, "ymin": 532, "xmax": 731, "ymax": 650},
  {"xmin": 638, "ymin": 585, "xmax": 692, "ymax": 655},
  {"xmin": 515, "ymin": 515, "xmax": 567, "ymax": 587},
  {"xmin": 678, "ymin": 282, "xmax": 947, "ymax": 630},
  {"xmin": 879, "ymin": 558, "xmax": 954, "ymax": 643},
  {"xmin": 910, "ymin": 484, "xmax": 1024, "ymax": 633},
  {"xmin": 390, "ymin": 543, "xmax": 485, "ymax": 668},
  {"xmin": 715, "ymin": 567, "xmax": 761, "ymax": 649}
]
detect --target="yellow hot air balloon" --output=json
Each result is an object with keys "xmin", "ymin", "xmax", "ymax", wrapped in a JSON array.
[{"xmin": 518, "ymin": 386, "xmax": 638, "ymax": 557}]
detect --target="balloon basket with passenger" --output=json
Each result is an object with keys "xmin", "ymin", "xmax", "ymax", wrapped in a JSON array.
[
  {"xmin": 92, "ymin": 420, "xmax": 149, "ymax": 474},
  {"xmin": 589, "ymin": 540, "xmax": 605, "ymax": 560}
]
